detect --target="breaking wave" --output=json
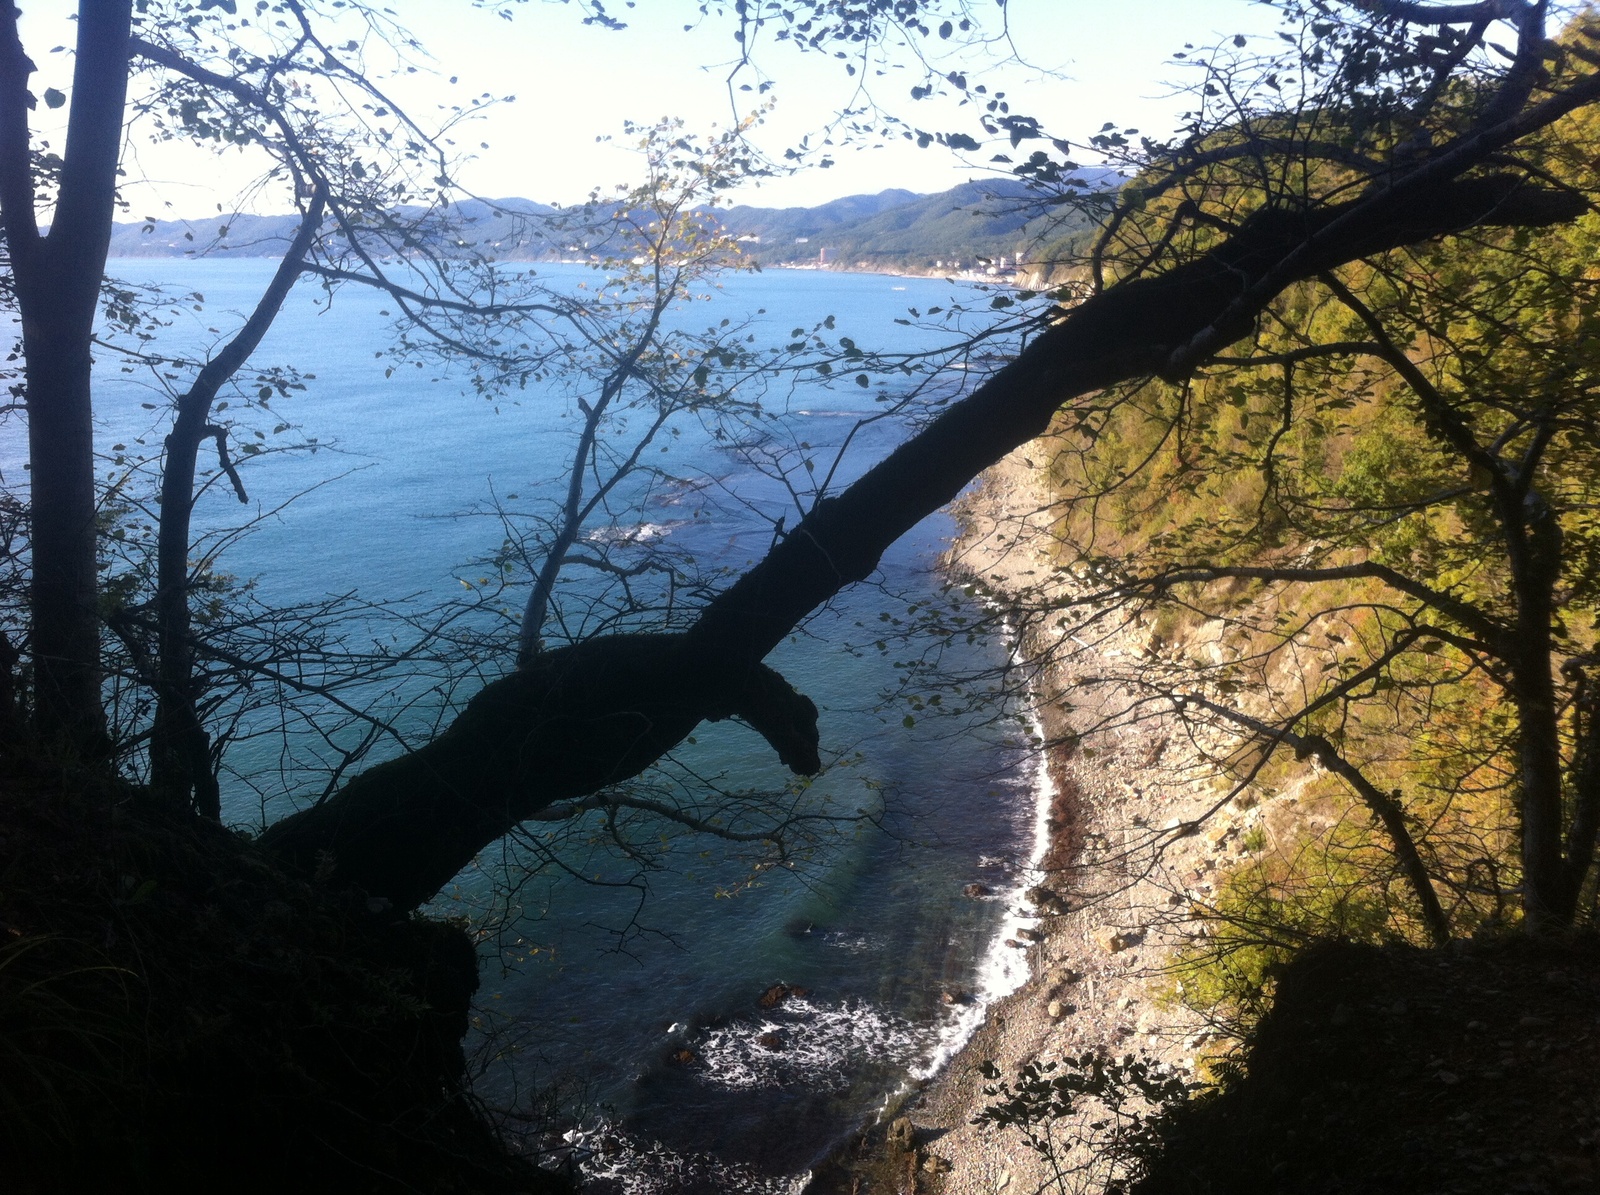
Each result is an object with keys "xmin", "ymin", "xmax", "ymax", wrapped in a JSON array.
[{"xmin": 695, "ymin": 995, "xmax": 925, "ymax": 1094}]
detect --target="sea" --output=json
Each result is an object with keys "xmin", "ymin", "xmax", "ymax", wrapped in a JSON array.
[{"xmin": 64, "ymin": 259, "xmax": 1051, "ymax": 1192}]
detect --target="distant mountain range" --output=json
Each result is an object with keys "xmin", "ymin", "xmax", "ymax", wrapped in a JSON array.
[{"xmin": 108, "ymin": 173, "xmax": 1117, "ymax": 279}]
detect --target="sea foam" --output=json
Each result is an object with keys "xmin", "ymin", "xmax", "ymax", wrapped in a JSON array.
[
  {"xmin": 914, "ymin": 614, "xmax": 1056, "ymax": 1078},
  {"xmin": 694, "ymin": 995, "xmax": 924, "ymax": 1093}
]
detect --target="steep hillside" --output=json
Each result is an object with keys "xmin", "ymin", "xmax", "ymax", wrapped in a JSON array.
[{"xmin": 717, "ymin": 187, "xmax": 922, "ymax": 240}]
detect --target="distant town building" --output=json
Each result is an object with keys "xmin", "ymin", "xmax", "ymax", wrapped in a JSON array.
[
  {"xmin": 795, "ymin": 237, "xmax": 810, "ymax": 244},
  {"xmin": 818, "ymin": 246, "xmax": 833, "ymax": 264}
]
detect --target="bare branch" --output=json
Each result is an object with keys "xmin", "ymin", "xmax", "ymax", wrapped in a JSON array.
[
  {"xmin": 1100, "ymin": 561, "xmax": 1506, "ymax": 650},
  {"xmin": 1186, "ymin": 693, "xmax": 1451, "ymax": 945},
  {"xmin": 201, "ymin": 426, "xmax": 248, "ymax": 505}
]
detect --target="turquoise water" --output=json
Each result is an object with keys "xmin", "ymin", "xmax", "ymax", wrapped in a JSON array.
[{"xmin": 70, "ymin": 260, "xmax": 1042, "ymax": 1190}]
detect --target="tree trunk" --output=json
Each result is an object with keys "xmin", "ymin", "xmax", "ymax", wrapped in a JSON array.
[
  {"xmin": 1559, "ymin": 670, "xmax": 1600, "ymax": 920},
  {"xmin": 24, "ymin": 323, "xmax": 105, "ymax": 751},
  {"xmin": 150, "ymin": 417, "xmax": 216, "ymax": 813},
  {"xmin": 261, "ymin": 633, "xmax": 823, "ymax": 909},
  {"xmin": 259, "ymin": 176, "xmax": 1590, "ymax": 912},
  {"xmin": 151, "ymin": 189, "xmax": 325, "ymax": 816},
  {"xmin": 1504, "ymin": 489, "xmax": 1568, "ymax": 924},
  {"xmin": 6, "ymin": 0, "xmax": 133, "ymax": 753}
]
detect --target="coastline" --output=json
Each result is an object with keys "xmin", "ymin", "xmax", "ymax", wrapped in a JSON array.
[
  {"xmin": 810, "ymin": 449, "xmax": 1270, "ymax": 1193},
  {"xmin": 757, "ymin": 262, "xmax": 1054, "ymax": 289},
  {"xmin": 105, "ymin": 253, "xmax": 1045, "ymax": 290}
]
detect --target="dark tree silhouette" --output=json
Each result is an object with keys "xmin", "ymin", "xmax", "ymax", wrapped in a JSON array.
[{"xmin": 7, "ymin": 1, "xmax": 1599, "ymax": 929}]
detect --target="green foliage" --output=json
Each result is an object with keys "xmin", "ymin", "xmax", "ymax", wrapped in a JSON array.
[
  {"xmin": 1170, "ymin": 847, "xmax": 1398, "ymax": 1043},
  {"xmin": 1036, "ymin": 36, "xmax": 1600, "ymax": 937}
]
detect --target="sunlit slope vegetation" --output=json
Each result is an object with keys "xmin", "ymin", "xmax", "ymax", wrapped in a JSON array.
[{"xmin": 1039, "ymin": 88, "xmax": 1600, "ymax": 959}]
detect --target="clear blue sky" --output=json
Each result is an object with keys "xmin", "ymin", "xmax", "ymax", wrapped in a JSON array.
[
  {"xmin": 389, "ymin": 0, "xmax": 1290, "ymax": 206},
  {"xmin": 21, "ymin": 1, "xmax": 1299, "ymax": 215}
]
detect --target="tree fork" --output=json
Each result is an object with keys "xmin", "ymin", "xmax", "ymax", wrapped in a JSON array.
[
  {"xmin": 259, "ymin": 633, "xmax": 821, "ymax": 910},
  {"xmin": 2, "ymin": 0, "xmax": 133, "ymax": 752}
]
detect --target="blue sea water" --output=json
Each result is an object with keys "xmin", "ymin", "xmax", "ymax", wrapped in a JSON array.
[{"xmin": 60, "ymin": 260, "xmax": 1045, "ymax": 1190}]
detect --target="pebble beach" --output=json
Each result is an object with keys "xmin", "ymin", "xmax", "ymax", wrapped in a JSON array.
[{"xmin": 819, "ymin": 449, "xmax": 1283, "ymax": 1193}]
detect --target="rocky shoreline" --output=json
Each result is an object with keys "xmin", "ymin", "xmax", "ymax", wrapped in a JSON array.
[{"xmin": 809, "ymin": 449, "xmax": 1272, "ymax": 1193}]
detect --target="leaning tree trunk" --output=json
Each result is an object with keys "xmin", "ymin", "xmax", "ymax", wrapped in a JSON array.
[
  {"xmin": 258, "ymin": 175, "xmax": 1593, "ymax": 913},
  {"xmin": 151, "ymin": 188, "xmax": 325, "ymax": 817}
]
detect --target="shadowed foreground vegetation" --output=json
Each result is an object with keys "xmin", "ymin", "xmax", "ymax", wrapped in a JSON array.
[
  {"xmin": 1134, "ymin": 938, "xmax": 1600, "ymax": 1195},
  {"xmin": 0, "ymin": 753, "xmax": 567, "ymax": 1193}
]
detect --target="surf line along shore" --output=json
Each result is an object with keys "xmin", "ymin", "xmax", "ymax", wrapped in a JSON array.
[{"xmin": 806, "ymin": 447, "xmax": 1253, "ymax": 1194}]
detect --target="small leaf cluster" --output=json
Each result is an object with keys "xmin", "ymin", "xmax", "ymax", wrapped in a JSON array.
[{"xmin": 974, "ymin": 1050, "xmax": 1192, "ymax": 1181}]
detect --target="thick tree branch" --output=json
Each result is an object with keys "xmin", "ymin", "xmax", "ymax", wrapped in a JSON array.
[
  {"xmin": 685, "ymin": 177, "xmax": 1577, "ymax": 677},
  {"xmin": 1160, "ymin": 54, "xmax": 1600, "ymax": 376},
  {"xmin": 259, "ymin": 168, "xmax": 1590, "ymax": 910},
  {"xmin": 260, "ymin": 635, "xmax": 820, "ymax": 908},
  {"xmin": 1352, "ymin": 1, "xmax": 1528, "ymax": 27}
]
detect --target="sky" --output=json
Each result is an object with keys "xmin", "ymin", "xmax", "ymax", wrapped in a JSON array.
[{"xmin": 18, "ymin": 0, "xmax": 1295, "ymax": 217}]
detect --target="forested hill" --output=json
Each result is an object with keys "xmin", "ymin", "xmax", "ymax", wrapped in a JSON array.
[
  {"xmin": 715, "ymin": 177, "xmax": 1107, "ymax": 272},
  {"xmin": 105, "ymin": 175, "xmax": 1111, "ymax": 276}
]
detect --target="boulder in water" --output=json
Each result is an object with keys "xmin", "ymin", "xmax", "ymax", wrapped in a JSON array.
[
  {"xmin": 962, "ymin": 882, "xmax": 993, "ymax": 898},
  {"xmin": 758, "ymin": 981, "xmax": 808, "ymax": 1008}
]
